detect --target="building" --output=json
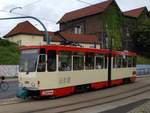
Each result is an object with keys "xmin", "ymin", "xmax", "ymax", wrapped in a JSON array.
[
  {"xmin": 58, "ymin": 0, "xmax": 123, "ymax": 49},
  {"xmin": 123, "ymin": 7, "xmax": 149, "ymax": 50},
  {"xmin": 4, "ymin": 21, "xmax": 100, "ymax": 48},
  {"xmin": 4, "ymin": 21, "xmax": 47, "ymax": 46},
  {"xmin": 4, "ymin": 0, "xmax": 150, "ymax": 50}
]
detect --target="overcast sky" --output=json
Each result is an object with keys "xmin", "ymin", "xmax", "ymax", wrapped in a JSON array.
[{"xmin": 0, "ymin": 0, "xmax": 149, "ymax": 37}]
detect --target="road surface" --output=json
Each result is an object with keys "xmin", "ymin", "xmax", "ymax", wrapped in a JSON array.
[
  {"xmin": 0, "ymin": 80, "xmax": 18, "ymax": 100},
  {"xmin": 0, "ymin": 77, "xmax": 150, "ymax": 113}
]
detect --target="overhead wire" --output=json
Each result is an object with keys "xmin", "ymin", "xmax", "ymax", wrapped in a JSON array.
[
  {"xmin": 0, "ymin": 9, "xmax": 57, "ymax": 24},
  {"xmin": 76, "ymin": 0, "xmax": 92, "ymax": 5},
  {"xmin": 0, "ymin": 0, "xmax": 95, "ymax": 29}
]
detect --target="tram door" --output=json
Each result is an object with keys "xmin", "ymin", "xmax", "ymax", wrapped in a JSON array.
[{"xmin": 37, "ymin": 48, "xmax": 46, "ymax": 72}]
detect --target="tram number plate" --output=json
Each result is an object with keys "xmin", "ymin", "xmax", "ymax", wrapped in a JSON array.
[{"xmin": 59, "ymin": 77, "xmax": 71, "ymax": 85}]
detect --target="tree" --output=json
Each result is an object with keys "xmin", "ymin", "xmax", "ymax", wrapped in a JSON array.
[
  {"xmin": 132, "ymin": 18, "xmax": 150, "ymax": 57},
  {"xmin": 99, "ymin": 6, "xmax": 123, "ymax": 50}
]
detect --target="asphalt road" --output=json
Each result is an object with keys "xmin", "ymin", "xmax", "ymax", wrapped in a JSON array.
[
  {"xmin": 99, "ymin": 99, "xmax": 150, "ymax": 113},
  {"xmin": 0, "ymin": 80, "xmax": 18, "ymax": 100},
  {"xmin": 0, "ymin": 77, "xmax": 150, "ymax": 113}
]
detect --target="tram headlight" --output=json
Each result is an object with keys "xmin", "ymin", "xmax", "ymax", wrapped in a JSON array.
[{"xmin": 31, "ymin": 82, "xmax": 35, "ymax": 87}]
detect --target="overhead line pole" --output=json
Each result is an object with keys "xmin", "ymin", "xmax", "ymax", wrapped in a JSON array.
[{"xmin": 0, "ymin": 16, "xmax": 50, "ymax": 45}]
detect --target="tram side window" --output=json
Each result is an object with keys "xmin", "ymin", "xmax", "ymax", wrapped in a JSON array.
[
  {"xmin": 104, "ymin": 55, "xmax": 108, "ymax": 69},
  {"xmin": 127, "ymin": 56, "xmax": 133, "ymax": 67},
  {"xmin": 113, "ymin": 56, "xmax": 116, "ymax": 68},
  {"xmin": 122, "ymin": 55, "xmax": 127, "ymax": 68},
  {"xmin": 37, "ymin": 54, "xmax": 46, "ymax": 72},
  {"xmin": 59, "ymin": 51, "xmax": 72, "ymax": 71},
  {"xmin": 96, "ymin": 54, "xmax": 104, "ymax": 69},
  {"xmin": 133, "ymin": 56, "xmax": 137, "ymax": 67},
  {"xmin": 116, "ymin": 56, "xmax": 122, "ymax": 68},
  {"xmin": 40, "ymin": 48, "xmax": 46, "ymax": 54},
  {"xmin": 85, "ymin": 53, "xmax": 94, "ymax": 70},
  {"xmin": 73, "ymin": 52, "xmax": 84, "ymax": 70},
  {"xmin": 47, "ymin": 50, "xmax": 56, "ymax": 72}
]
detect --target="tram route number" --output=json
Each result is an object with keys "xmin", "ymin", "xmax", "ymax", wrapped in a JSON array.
[{"xmin": 59, "ymin": 77, "xmax": 71, "ymax": 85}]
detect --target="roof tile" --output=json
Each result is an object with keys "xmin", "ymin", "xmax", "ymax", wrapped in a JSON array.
[
  {"xmin": 56, "ymin": 33, "xmax": 99, "ymax": 44},
  {"xmin": 4, "ymin": 21, "xmax": 98, "ymax": 44},
  {"xmin": 4, "ymin": 21, "xmax": 43, "ymax": 37},
  {"xmin": 123, "ymin": 7, "xmax": 146, "ymax": 18},
  {"xmin": 59, "ymin": 0, "xmax": 113, "ymax": 23}
]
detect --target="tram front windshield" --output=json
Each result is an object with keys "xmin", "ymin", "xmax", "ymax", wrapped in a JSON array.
[{"xmin": 19, "ymin": 49, "xmax": 38, "ymax": 72}]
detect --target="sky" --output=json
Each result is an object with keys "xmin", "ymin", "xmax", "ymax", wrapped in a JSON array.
[{"xmin": 0, "ymin": 0, "xmax": 149, "ymax": 37}]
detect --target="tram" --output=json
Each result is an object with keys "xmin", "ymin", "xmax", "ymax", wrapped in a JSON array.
[{"xmin": 17, "ymin": 45, "xmax": 136, "ymax": 98}]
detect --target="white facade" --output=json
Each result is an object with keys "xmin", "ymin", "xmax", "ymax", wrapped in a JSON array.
[
  {"xmin": 6, "ymin": 34, "xmax": 101, "ymax": 49},
  {"xmin": 7, "ymin": 34, "xmax": 46, "ymax": 46}
]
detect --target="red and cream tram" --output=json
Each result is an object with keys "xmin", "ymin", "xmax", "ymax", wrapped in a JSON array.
[{"xmin": 18, "ymin": 45, "xmax": 136, "ymax": 98}]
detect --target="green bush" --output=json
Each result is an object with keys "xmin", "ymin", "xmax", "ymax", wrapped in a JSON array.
[
  {"xmin": 0, "ymin": 39, "xmax": 19, "ymax": 65},
  {"xmin": 137, "ymin": 55, "xmax": 150, "ymax": 64}
]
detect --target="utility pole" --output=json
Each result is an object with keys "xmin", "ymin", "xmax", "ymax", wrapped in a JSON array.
[{"xmin": 0, "ymin": 16, "xmax": 50, "ymax": 45}]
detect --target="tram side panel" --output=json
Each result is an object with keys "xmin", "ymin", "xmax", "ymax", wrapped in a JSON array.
[
  {"xmin": 37, "ymin": 69, "xmax": 108, "ymax": 90},
  {"xmin": 111, "ymin": 67, "xmax": 136, "ymax": 85}
]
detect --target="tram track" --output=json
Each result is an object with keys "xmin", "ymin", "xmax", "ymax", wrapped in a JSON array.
[
  {"xmin": 0, "ymin": 80, "xmax": 149, "ymax": 109},
  {"xmin": 17, "ymin": 82, "xmax": 150, "ymax": 113},
  {"xmin": 57, "ymin": 88, "xmax": 150, "ymax": 113},
  {"xmin": 0, "ymin": 82, "xmax": 150, "ymax": 107}
]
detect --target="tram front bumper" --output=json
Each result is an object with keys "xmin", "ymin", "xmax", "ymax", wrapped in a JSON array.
[{"xmin": 16, "ymin": 87, "xmax": 29, "ymax": 99}]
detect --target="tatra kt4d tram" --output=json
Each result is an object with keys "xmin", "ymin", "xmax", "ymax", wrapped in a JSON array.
[{"xmin": 18, "ymin": 45, "xmax": 136, "ymax": 98}]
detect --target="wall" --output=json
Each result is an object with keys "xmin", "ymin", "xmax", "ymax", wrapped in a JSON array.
[
  {"xmin": 80, "ymin": 43, "xmax": 101, "ymax": 49},
  {"xmin": 60, "ymin": 14, "xmax": 103, "ymax": 36},
  {"xmin": 7, "ymin": 34, "xmax": 46, "ymax": 46},
  {"xmin": 60, "ymin": 2, "xmax": 122, "ymax": 49}
]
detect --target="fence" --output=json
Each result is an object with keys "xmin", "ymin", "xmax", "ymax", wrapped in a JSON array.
[
  {"xmin": 136, "ymin": 65, "xmax": 150, "ymax": 76},
  {"xmin": 0, "ymin": 65, "xmax": 18, "ymax": 77},
  {"xmin": 136, "ymin": 68, "xmax": 150, "ymax": 76}
]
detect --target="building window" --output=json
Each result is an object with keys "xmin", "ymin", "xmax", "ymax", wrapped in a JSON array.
[{"xmin": 74, "ymin": 25, "xmax": 81, "ymax": 34}]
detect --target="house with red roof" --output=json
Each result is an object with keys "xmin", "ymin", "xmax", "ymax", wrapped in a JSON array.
[
  {"xmin": 4, "ymin": 21, "xmax": 47, "ymax": 46},
  {"xmin": 58, "ymin": 0, "xmax": 123, "ymax": 49},
  {"xmin": 58, "ymin": 0, "xmax": 149, "ymax": 50},
  {"xmin": 4, "ymin": 21, "xmax": 100, "ymax": 48},
  {"xmin": 122, "ymin": 7, "xmax": 149, "ymax": 50},
  {"xmin": 3, "ymin": 0, "xmax": 149, "ymax": 50}
]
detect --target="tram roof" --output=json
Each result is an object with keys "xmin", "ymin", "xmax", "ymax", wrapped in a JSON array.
[{"xmin": 20, "ymin": 45, "xmax": 136, "ymax": 56}]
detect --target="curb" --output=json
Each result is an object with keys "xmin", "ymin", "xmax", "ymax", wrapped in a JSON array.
[{"xmin": 137, "ymin": 75, "xmax": 150, "ymax": 78}]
